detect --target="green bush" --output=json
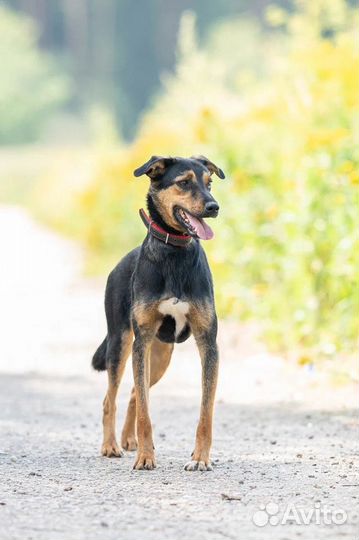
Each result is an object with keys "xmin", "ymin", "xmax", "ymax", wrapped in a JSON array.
[
  {"xmin": 0, "ymin": 5, "xmax": 69, "ymax": 143},
  {"xmin": 34, "ymin": 0, "xmax": 358, "ymax": 361}
]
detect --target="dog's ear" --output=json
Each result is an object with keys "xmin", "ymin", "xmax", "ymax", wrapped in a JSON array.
[
  {"xmin": 133, "ymin": 156, "xmax": 177, "ymax": 180},
  {"xmin": 191, "ymin": 155, "xmax": 225, "ymax": 179}
]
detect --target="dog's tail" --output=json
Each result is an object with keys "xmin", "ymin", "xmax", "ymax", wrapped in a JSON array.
[{"xmin": 92, "ymin": 337, "xmax": 107, "ymax": 371}]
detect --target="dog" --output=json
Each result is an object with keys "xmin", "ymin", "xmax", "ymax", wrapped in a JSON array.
[{"xmin": 92, "ymin": 155, "xmax": 225, "ymax": 471}]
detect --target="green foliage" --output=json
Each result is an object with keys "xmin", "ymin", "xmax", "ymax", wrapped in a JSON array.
[
  {"xmin": 0, "ymin": 5, "xmax": 69, "ymax": 143},
  {"xmin": 29, "ymin": 0, "xmax": 358, "ymax": 361}
]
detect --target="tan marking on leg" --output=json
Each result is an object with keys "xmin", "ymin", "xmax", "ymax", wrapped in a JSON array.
[
  {"xmin": 185, "ymin": 303, "xmax": 218, "ymax": 471},
  {"xmin": 101, "ymin": 330, "xmax": 133, "ymax": 458},
  {"xmin": 189, "ymin": 301, "xmax": 213, "ymax": 336},
  {"xmin": 132, "ymin": 301, "xmax": 160, "ymax": 328},
  {"xmin": 121, "ymin": 387, "xmax": 137, "ymax": 451},
  {"xmin": 149, "ymin": 338, "xmax": 173, "ymax": 386},
  {"xmin": 133, "ymin": 338, "xmax": 155, "ymax": 469},
  {"xmin": 131, "ymin": 302, "xmax": 163, "ymax": 470}
]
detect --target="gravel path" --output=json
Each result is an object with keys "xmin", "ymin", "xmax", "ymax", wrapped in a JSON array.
[{"xmin": 0, "ymin": 206, "xmax": 358, "ymax": 540}]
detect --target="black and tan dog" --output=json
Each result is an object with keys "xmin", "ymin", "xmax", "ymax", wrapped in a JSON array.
[{"xmin": 92, "ymin": 155, "xmax": 225, "ymax": 471}]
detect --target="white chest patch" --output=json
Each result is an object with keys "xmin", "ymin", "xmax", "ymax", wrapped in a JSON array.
[{"xmin": 158, "ymin": 297, "xmax": 189, "ymax": 337}]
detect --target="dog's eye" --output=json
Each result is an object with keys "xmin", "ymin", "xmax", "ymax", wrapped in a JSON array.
[
  {"xmin": 178, "ymin": 179, "xmax": 190, "ymax": 189},
  {"xmin": 207, "ymin": 181, "xmax": 212, "ymax": 192}
]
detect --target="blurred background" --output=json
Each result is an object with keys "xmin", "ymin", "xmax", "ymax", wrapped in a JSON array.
[{"xmin": 0, "ymin": 0, "xmax": 357, "ymax": 378}]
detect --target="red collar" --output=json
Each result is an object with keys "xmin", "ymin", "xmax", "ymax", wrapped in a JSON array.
[{"xmin": 139, "ymin": 208, "xmax": 192, "ymax": 247}]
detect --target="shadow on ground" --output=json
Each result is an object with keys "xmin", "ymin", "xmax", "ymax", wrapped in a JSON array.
[{"xmin": 0, "ymin": 374, "xmax": 358, "ymax": 540}]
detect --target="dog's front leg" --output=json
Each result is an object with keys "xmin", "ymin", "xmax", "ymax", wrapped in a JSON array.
[
  {"xmin": 185, "ymin": 313, "xmax": 218, "ymax": 472},
  {"xmin": 132, "ymin": 322, "xmax": 156, "ymax": 470}
]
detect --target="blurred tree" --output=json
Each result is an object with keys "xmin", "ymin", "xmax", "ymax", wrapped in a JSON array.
[
  {"xmin": 0, "ymin": 4, "xmax": 69, "ymax": 143},
  {"xmin": 4, "ymin": 0, "xmax": 294, "ymax": 139},
  {"xmin": 39, "ymin": 0, "xmax": 355, "ymax": 360},
  {"xmin": 6, "ymin": 0, "xmax": 356, "ymax": 360}
]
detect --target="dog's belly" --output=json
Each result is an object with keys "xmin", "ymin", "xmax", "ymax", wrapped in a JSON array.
[{"xmin": 157, "ymin": 298, "xmax": 191, "ymax": 343}]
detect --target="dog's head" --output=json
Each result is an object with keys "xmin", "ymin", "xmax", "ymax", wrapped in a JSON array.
[{"xmin": 134, "ymin": 155, "xmax": 225, "ymax": 240}]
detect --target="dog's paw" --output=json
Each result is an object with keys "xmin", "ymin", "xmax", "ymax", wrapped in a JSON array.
[
  {"xmin": 133, "ymin": 452, "xmax": 156, "ymax": 470},
  {"xmin": 121, "ymin": 434, "xmax": 138, "ymax": 451},
  {"xmin": 184, "ymin": 460, "xmax": 213, "ymax": 472},
  {"xmin": 101, "ymin": 440, "xmax": 124, "ymax": 458}
]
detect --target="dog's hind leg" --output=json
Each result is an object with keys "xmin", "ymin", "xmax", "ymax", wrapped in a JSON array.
[
  {"xmin": 121, "ymin": 339, "xmax": 173, "ymax": 451},
  {"xmin": 120, "ymin": 387, "xmax": 137, "ymax": 451},
  {"xmin": 101, "ymin": 329, "xmax": 133, "ymax": 457}
]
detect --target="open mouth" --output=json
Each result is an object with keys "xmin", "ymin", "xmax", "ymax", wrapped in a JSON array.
[{"xmin": 174, "ymin": 207, "xmax": 214, "ymax": 240}]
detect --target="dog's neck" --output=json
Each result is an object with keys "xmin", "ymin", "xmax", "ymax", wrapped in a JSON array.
[{"xmin": 146, "ymin": 194, "xmax": 184, "ymax": 236}]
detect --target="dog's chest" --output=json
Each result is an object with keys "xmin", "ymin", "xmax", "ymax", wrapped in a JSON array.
[{"xmin": 158, "ymin": 297, "xmax": 189, "ymax": 337}]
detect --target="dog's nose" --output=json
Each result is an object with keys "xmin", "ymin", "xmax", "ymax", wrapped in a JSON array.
[{"xmin": 204, "ymin": 201, "xmax": 219, "ymax": 216}]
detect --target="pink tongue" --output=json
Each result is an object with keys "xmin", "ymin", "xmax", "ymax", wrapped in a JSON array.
[{"xmin": 184, "ymin": 212, "xmax": 214, "ymax": 240}]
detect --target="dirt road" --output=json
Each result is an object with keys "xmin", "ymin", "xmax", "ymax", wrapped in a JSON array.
[{"xmin": 0, "ymin": 206, "xmax": 357, "ymax": 540}]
